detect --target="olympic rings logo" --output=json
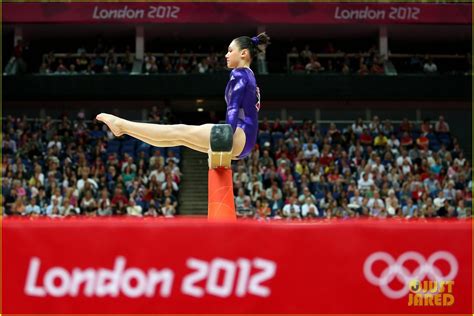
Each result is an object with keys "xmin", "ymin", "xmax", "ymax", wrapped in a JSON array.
[{"xmin": 363, "ymin": 251, "xmax": 458, "ymax": 299}]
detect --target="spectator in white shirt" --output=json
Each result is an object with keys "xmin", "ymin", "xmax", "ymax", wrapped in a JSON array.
[
  {"xmin": 46, "ymin": 198, "xmax": 62, "ymax": 216},
  {"xmin": 301, "ymin": 197, "xmax": 319, "ymax": 218},
  {"xmin": 298, "ymin": 186, "xmax": 317, "ymax": 204},
  {"xmin": 352, "ymin": 118, "xmax": 367, "ymax": 135},
  {"xmin": 25, "ymin": 197, "xmax": 42, "ymax": 216},
  {"xmin": 77, "ymin": 167, "xmax": 98, "ymax": 193},
  {"xmin": 385, "ymin": 189, "xmax": 399, "ymax": 216},
  {"xmin": 282, "ymin": 196, "xmax": 301, "ymax": 218},
  {"xmin": 235, "ymin": 188, "xmax": 251, "ymax": 211},
  {"xmin": 358, "ymin": 173, "xmax": 374, "ymax": 192},
  {"xmin": 304, "ymin": 143, "xmax": 320, "ymax": 159},
  {"xmin": 368, "ymin": 191, "xmax": 385, "ymax": 216},
  {"xmin": 423, "ymin": 57, "xmax": 438, "ymax": 73},
  {"xmin": 47, "ymin": 134, "xmax": 62, "ymax": 151},
  {"xmin": 433, "ymin": 191, "xmax": 446, "ymax": 211}
]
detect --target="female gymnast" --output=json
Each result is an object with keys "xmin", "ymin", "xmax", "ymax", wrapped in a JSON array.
[{"xmin": 96, "ymin": 33, "xmax": 270, "ymax": 159}]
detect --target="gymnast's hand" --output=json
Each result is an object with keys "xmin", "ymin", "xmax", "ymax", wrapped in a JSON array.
[{"xmin": 96, "ymin": 113, "xmax": 124, "ymax": 137}]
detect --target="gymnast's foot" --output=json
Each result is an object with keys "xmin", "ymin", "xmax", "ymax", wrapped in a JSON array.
[{"xmin": 96, "ymin": 113, "xmax": 124, "ymax": 137}]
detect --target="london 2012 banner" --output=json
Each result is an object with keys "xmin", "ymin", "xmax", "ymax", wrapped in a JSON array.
[{"xmin": 2, "ymin": 2, "xmax": 472, "ymax": 24}]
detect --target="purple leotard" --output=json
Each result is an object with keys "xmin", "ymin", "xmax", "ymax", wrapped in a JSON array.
[{"xmin": 225, "ymin": 67, "xmax": 260, "ymax": 159}]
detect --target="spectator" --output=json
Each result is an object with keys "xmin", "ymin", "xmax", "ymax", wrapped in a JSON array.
[
  {"xmin": 359, "ymin": 128, "xmax": 373, "ymax": 146},
  {"xmin": 81, "ymin": 190, "xmax": 98, "ymax": 215},
  {"xmin": 127, "ymin": 198, "xmax": 143, "ymax": 216},
  {"xmin": 305, "ymin": 56, "xmax": 323, "ymax": 73},
  {"xmin": 237, "ymin": 199, "xmax": 255, "ymax": 218},
  {"xmin": 423, "ymin": 57, "xmax": 438, "ymax": 74},
  {"xmin": 282, "ymin": 196, "xmax": 301, "ymax": 218},
  {"xmin": 111, "ymin": 187, "xmax": 128, "ymax": 215},
  {"xmin": 46, "ymin": 198, "xmax": 62, "ymax": 217},
  {"xmin": 98, "ymin": 188, "xmax": 112, "ymax": 216},
  {"xmin": 435, "ymin": 116, "xmax": 450, "ymax": 133},
  {"xmin": 161, "ymin": 197, "xmax": 176, "ymax": 217},
  {"xmin": 384, "ymin": 189, "xmax": 399, "ymax": 216},
  {"xmin": 402, "ymin": 198, "xmax": 418, "ymax": 218},
  {"xmin": 11, "ymin": 197, "xmax": 26, "ymax": 215},
  {"xmin": 374, "ymin": 131, "xmax": 388, "ymax": 148},
  {"xmin": 301, "ymin": 197, "xmax": 319, "ymax": 218},
  {"xmin": 368, "ymin": 191, "xmax": 385, "ymax": 217},
  {"xmin": 25, "ymin": 197, "xmax": 41, "ymax": 216}
]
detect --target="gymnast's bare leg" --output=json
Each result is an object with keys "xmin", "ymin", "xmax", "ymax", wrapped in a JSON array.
[{"xmin": 96, "ymin": 113, "xmax": 246, "ymax": 158}]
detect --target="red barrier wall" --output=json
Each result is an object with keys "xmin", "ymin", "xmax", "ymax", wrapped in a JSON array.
[{"xmin": 2, "ymin": 217, "xmax": 472, "ymax": 314}]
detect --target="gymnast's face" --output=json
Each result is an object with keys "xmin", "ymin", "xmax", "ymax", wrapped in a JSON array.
[{"xmin": 225, "ymin": 40, "xmax": 248, "ymax": 69}]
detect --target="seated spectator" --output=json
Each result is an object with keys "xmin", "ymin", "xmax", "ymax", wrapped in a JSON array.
[
  {"xmin": 370, "ymin": 57, "xmax": 384, "ymax": 74},
  {"xmin": 237, "ymin": 199, "xmax": 255, "ymax": 218},
  {"xmin": 433, "ymin": 191, "xmax": 446, "ymax": 213},
  {"xmin": 359, "ymin": 128, "xmax": 373, "ymax": 146},
  {"xmin": 298, "ymin": 186, "xmax": 316, "ymax": 204},
  {"xmin": 161, "ymin": 197, "xmax": 176, "ymax": 217},
  {"xmin": 399, "ymin": 118, "xmax": 413, "ymax": 134},
  {"xmin": 61, "ymin": 198, "xmax": 79, "ymax": 216},
  {"xmin": 98, "ymin": 188, "xmax": 112, "ymax": 216},
  {"xmin": 402, "ymin": 198, "xmax": 418, "ymax": 218},
  {"xmin": 11, "ymin": 197, "xmax": 26, "ymax": 215},
  {"xmin": 144, "ymin": 199, "xmax": 160, "ymax": 217},
  {"xmin": 358, "ymin": 173, "xmax": 374, "ymax": 192},
  {"xmin": 416, "ymin": 133, "xmax": 429, "ymax": 150},
  {"xmin": 382, "ymin": 119, "xmax": 394, "ymax": 135},
  {"xmin": 161, "ymin": 189, "xmax": 178, "ymax": 210},
  {"xmin": 111, "ymin": 187, "xmax": 129, "ymax": 215},
  {"xmin": 400, "ymin": 132, "xmax": 413, "ymax": 148},
  {"xmin": 300, "ymin": 45, "xmax": 312, "ymax": 60},
  {"xmin": 291, "ymin": 58, "xmax": 305, "ymax": 74},
  {"xmin": 358, "ymin": 63, "xmax": 369, "ymax": 76},
  {"xmin": 374, "ymin": 131, "xmax": 388, "ymax": 148},
  {"xmin": 81, "ymin": 189, "xmax": 98, "ymax": 215},
  {"xmin": 456, "ymin": 200, "xmax": 470, "ymax": 218},
  {"xmin": 305, "ymin": 56, "xmax": 323, "ymax": 73},
  {"xmin": 423, "ymin": 57, "xmax": 438, "ymax": 74},
  {"xmin": 25, "ymin": 197, "xmax": 41, "ymax": 216},
  {"xmin": 435, "ymin": 115, "xmax": 450, "ymax": 134},
  {"xmin": 384, "ymin": 189, "xmax": 399, "ymax": 216},
  {"xmin": 368, "ymin": 191, "xmax": 385, "ymax": 217},
  {"xmin": 282, "ymin": 196, "xmax": 301, "ymax": 219},
  {"xmin": 352, "ymin": 118, "xmax": 367, "ymax": 135},
  {"xmin": 46, "ymin": 198, "xmax": 62, "ymax": 217},
  {"xmin": 127, "ymin": 198, "xmax": 143, "ymax": 216},
  {"xmin": 420, "ymin": 119, "xmax": 432, "ymax": 134},
  {"xmin": 341, "ymin": 64, "xmax": 350, "ymax": 75},
  {"xmin": 301, "ymin": 197, "xmax": 319, "ymax": 218},
  {"xmin": 255, "ymin": 199, "xmax": 271, "ymax": 219}
]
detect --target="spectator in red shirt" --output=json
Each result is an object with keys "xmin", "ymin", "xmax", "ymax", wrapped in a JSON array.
[
  {"xmin": 111, "ymin": 187, "xmax": 129, "ymax": 215},
  {"xmin": 400, "ymin": 132, "xmax": 413, "ymax": 148},
  {"xmin": 359, "ymin": 128, "xmax": 373, "ymax": 146},
  {"xmin": 416, "ymin": 133, "xmax": 429, "ymax": 150},
  {"xmin": 399, "ymin": 118, "xmax": 413, "ymax": 133}
]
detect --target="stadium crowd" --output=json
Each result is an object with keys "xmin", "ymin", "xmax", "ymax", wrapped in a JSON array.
[
  {"xmin": 2, "ymin": 108, "xmax": 182, "ymax": 217},
  {"xmin": 233, "ymin": 115, "xmax": 472, "ymax": 219},
  {"xmin": 287, "ymin": 43, "xmax": 471, "ymax": 75},
  {"xmin": 4, "ymin": 37, "xmax": 470, "ymax": 75},
  {"xmin": 2, "ymin": 109, "xmax": 471, "ymax": 220}
]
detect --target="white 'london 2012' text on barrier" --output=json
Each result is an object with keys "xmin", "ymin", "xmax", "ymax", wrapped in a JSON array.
[{"xmin": 24, "ymin": 256, "xmax": 276, "ymax": 299}]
